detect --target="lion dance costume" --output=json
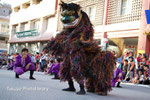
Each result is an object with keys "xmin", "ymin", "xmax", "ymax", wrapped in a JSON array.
[{"xmin": 43, "ymin": 2, "xmax": 114, "ymax": 95}]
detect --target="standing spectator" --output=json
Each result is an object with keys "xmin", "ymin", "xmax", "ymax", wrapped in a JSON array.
[
  {"xmin": 13, "ymin": 53, "xmax": 19, "ymax": 61},
  {"xmin": 35, "ymin": 52, "xmax": 40, "ymax": 62},
  {"xmin": 137, "ymin": 53, "xmax": 142, "ymax": 65},
  {"xmin": 136, "ymin": 53, "xmax": 142, "ymax": 75},
  {"xmin": 30, "ymin": 54, "xmax": 35, "ymax": 66},
  {"xmin": 10, "ymin": 53, "xmax": 14, "ymax": 60},
  {"xmin": 127, "ymin": 51, "xmax": 135, "ymax": 62},
  {"xmin": 117, "ymin": 49, "xmax": 129, "ymax": 70},
  {"xmin": 36, "ymin": 61, "xmax": 41, "ymax": 72},
  {"xmin": 40, "ymin": 53, "xmax": 48, "ymax": 72},
  {"xmin": 128, "ymin": 57, "xmax": 135, "ymax": 82},
  {"xmin": 122, "ymin": 49, "xmax": 129, "ymax": 64},
  {"xmin": 122, "ymin": 59, "xmax": 128, "ymax": 79},
  {"xmin": 8, "ymin": 53, "xmax": 14, "ymax": 60},
  {"xmin": 35, "ymin": 52, "xmax": 40, "ymax": 71}
]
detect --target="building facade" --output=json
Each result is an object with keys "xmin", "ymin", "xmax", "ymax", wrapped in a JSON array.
[
  {"xmin": 9, "ymin": 0, "xmax": 150, "ymax": 56},
  {"xmin": 58, "ymin": 0, "xmax": 150, "ymax": 56},
  {"xmin": 0, "ymin": 1, "xmax": 11, "ymax": 55},
  {"xmin": 9, "ymin": 0, "xmax": 59, "ymax": 54}
]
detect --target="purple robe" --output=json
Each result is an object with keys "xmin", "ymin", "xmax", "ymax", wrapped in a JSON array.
[
  {"xmin": 52, "ymin": 63, "xmax": 61, "ymax": 77},
  {"xmin": 14, "ymin": 54, "xmax": 35, "ymax": 75},
  {"xmin": 48, "ymin": 63, "xmax": 56, "ymax": 74},
  {"xmin": 111, "ymin": 68, "xmax": 123, "ymax": 87},
  {"xmin": 7, "ymin": 61, "xmax": 15, "ymax": 70}
]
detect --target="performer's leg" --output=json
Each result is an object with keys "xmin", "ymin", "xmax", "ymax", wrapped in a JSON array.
[
  {"xmin": 62, "ymin": 79, "xmax": 76, "ymax": 92},
  {"xmin": 15, "ymin": 73, "xmax": 19, "ymax": 78},
  {"xmin": 29, "ymin": 70, "xmax": 36, "ymax": 80},
  {"xmin": 76, "ymin": 84, "xmax": 86, "ymax": 95},
  {"xmin": 86, "ymin": 78, "xmax": 95, "ymax": 93},
  {"xmin": 116, "ymin": 82, "xmax": 122, "ymax": 88},
  {"xmin": 96, "ymin": 75, "xmax": 108, "ymax": 96},
  {"xmin": 52, "ymin": 73, "xmax": 59, "ymax": 79}
]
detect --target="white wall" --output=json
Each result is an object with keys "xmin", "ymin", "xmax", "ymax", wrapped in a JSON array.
[{"xmin": 10, "ymin": 0, "xmax": 56, "ymax": 25}]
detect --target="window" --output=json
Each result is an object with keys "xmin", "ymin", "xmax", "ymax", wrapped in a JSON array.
[
  {"xmin": 32, "ymin": 0, "xmax": 42, "ymax": 5},
  {"xmin": 21, "ymin": 22, "xmax": 28, "ymax": 31},
  {"xmin": 46, "ymin": 17, "xmax": 50, "ymax": 31},
  {"xmin": 87, "ymin": 6, "xmax": 96, "ymax": 21},
  {"xmin": 22, "ymin": 2, "xmax": 30, "ymax": 9},
  {"xmin": 0, "ymin": 24, "xmax": 9, "ymax": 32},
  {"xmin": 32, "ymin": 20, "xmax": 40, "ymax": 30},
  {"xmin": 45, "ymin": 17, "xmax": 55, "ymax": 32},
  {"xmin": 14, "ymin": 6, "xmax": 20, "ymax": 12},
  {"xmin": 121, "ymin": 0, "xmax": 132, "ymax": 15},
  {"xmin": 1, "ymin": 24, "xmax": 6, "ymax": 32},
  {"xmin": 13, "ymin": 25, "xmax": 18, "ymax": 34}
]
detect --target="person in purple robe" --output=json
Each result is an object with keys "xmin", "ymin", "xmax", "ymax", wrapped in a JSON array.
[
  {"xmin": 51, "ymin": 58, "xmax": 62, "ymax": 79},
  {"xmin": 14, "ymin": 48, "xmax": 36, "ymax": 80},
  {"xmin": 47, "ymin": 59, "xmax": 55, "ymax": 74},
  {"xmin": 111, "ymin": 64, "xmax": 123, "ymax": 88},
  {"xmin": 7, "ymin": 59, "xmax": 15, "ymax": 70}
]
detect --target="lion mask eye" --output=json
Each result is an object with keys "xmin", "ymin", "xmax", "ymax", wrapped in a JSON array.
[
  {"xmin": 67, "ymin": 11, "xmax": 75, "ymax": 16},
  {"xmin": 61, "ymin": 10, "xmax": 67, "ymax": 17},
  {"xmin": 61, "ymin": 10, "xmax": 75, "ymax": 17}
]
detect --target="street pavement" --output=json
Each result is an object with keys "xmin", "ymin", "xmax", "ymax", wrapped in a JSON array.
[{"xmin": 0, "ymin": 69, "xmax": 150, "ymax": 100}]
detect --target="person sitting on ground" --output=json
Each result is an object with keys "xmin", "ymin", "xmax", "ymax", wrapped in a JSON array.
[
  {"xmin": 46, "ymin": 59, "xmax": 55, "ymax": 74},
  {"xmin": 143, "ymin": 65, "xmax": 150, "ymax": 85},
  {"xmin": 14, "ymin": 48, "xmax": 36, "ymax": 80},
  {"xmin": 51, "ymin": 58, "xmax": 62, "ymax": 79},
  {"xmin": 0, "ymin": 58, "xmax": 3, "ymax": 69},
  {"xmin": 139, "ymin": 54, "xmax": 149, "ymax": 73},
  {"xmin": 36, "ymin": 61, "xmax": 41, "ymax": 72},
  {"xmin": 111, "ymin": 64, "xmax": 123, "ymax": 88},
  {"xmin": 134, "ymin": 69, "xmax": 144, "ymax": 84},
  {"xmin": 7, "ymin": 59, "xmax": 14, "ymax": 70}
]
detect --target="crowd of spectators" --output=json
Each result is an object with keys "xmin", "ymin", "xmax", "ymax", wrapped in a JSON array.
[
  {"xmin": 114, "ymin": 49, "xmax": 150, "ymax": 85},
  {"xmin": 0, "ymin": 49, "xmax": 150, "ymax": 85}
]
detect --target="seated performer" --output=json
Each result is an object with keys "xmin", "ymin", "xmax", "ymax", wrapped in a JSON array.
[
  {"xmin": 47, "ymin": 59, "xmax": 55, "ymax": 74},
  {"xmin": 7, "ymin": 59, "xmax": 14, "ymax": 70},
  {"xmin": 14, "ymin": 48, "xmax": 36, "ymax": 80},
  {"xmin": 111, "ymin": 64, "xmax": 123, "ymax": 88},
  {"xmin": 51, "ymin": 58, "xmax": 62, "ymax": 79}
]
